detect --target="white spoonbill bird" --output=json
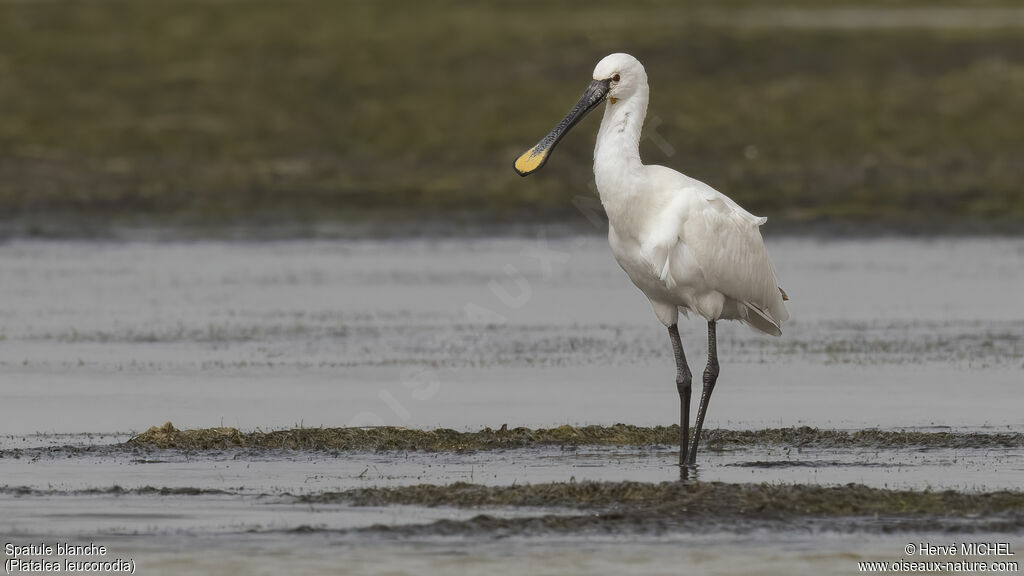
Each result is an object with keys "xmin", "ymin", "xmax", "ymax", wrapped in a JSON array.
[{"xmin": 514, "ymin": 53, "xmax": 789, "ymax": 466}]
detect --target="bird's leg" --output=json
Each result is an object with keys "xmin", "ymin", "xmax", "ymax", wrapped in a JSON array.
[
  {"xmin": 668, "ymin": 324, "xmax": 691, "ymax": 468},
  {"xmin": 687, "ymin": 320, "xmax": 719, "ymax": 465}
]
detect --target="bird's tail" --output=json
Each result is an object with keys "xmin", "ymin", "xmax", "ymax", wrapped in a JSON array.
[{"xmin": 739, "ymin": 301, "xmax": 783, "ymax": 337}]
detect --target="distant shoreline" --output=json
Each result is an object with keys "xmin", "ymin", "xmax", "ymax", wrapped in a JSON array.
[
  {"xmin": 1, "ymin": 213, "xmax": 1022, "ymax": 241},
  {"xmin": 2, "ymin": 1, "xmax": 1023, "ymax": 238}
]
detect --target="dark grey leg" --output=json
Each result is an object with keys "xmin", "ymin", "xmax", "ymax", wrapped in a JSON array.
[
  {"xmin": 668, "ymin": 324, "xmax": 691, "ymax": 467},
  {"xmin": 687, "ymin": 320, "xmax": 719, "ymax": 465}
]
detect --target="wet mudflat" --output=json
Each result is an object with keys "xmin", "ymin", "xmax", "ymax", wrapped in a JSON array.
[{"xmin": 1, "ymin": 236, "xmax": 1022, "ymax": 574}]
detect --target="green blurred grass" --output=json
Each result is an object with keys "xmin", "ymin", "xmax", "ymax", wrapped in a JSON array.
[{"xmin": 1, "ymin": 1, "xmax": 1023, "ymax": 233}]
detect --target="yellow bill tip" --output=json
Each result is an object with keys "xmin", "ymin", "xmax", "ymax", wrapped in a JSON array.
[{"xmin": 514, "ymin": 147, "xmax": 548, "ymax": 176}]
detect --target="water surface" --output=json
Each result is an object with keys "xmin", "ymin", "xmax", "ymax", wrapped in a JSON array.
[{"xmin": 1, "ymin": 236, "xmax": 1022, "ymax": 575}]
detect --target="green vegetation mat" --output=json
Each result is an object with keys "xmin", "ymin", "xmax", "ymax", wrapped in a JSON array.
[
  {"xmin": 2, "ymin": 1, "xmax": 1024, "ymax": 233},
  {"xmin": 4, "ymin": 481, "xmax": 1021, "ymax": 534},
  {"xmin": 125, "ymin": 422, "xmax": 1024, "ymax": 451},
  {"xmin": 324, "ymin": 481, "xmax": 1024, "ymax": 534},
  {"xmin": 304, "ymin": 480, "xmax": 1024, "ymax": 517}
]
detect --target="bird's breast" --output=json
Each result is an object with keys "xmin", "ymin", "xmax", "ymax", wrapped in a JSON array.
[{"xmin": 608, "ymin": 223, "xmax": 685, "ymax": 303}]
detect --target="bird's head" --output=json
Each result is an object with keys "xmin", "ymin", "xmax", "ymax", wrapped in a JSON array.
[
  {"xmin": 513, "ymin": 53, "xmax": 646, "ymax": 177},
  {"xmin": 592, "ymin": 52, "xmax": 647, "ymax": 103}
]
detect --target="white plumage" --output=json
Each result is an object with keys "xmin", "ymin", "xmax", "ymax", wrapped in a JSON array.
[
  {"xmin": 591, "ymin": 54, "xmax": 788, "ymax": 336},
  {"xmin": 514, "ymin": 53, "xmax": 789, "ymax": 467}
]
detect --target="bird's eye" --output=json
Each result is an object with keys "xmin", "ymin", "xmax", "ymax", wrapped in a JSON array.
[{"xmin": 612, "ymin": 74, "xmax": 621, "ymax": 82}]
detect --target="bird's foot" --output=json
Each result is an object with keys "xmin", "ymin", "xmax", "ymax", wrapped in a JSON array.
[{"xmin": 676, "ymin": 461, "xmax": 699, "ymax": 482}]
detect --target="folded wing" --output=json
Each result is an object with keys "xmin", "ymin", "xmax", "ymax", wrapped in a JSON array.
[{"xmin": 645, "ymin": 166, "xmax": 789, "ymax": 335}]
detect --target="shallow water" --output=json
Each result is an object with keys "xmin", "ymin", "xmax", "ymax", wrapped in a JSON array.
[
  {"xmin": 1, "ymin": 236, "xmax": 1022, "ymax": 574},
  {"xmin": 1, "ymin": 237, "xmax": 1021, "ymax": 433}
]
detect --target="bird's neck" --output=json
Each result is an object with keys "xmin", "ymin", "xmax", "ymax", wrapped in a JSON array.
[
  {"xmin": 593, "ymin": 86, "xmax": 649, "ymax": 219},
  {"xmin": 595, "ymin": 89, "xmax": 647, "ymax": 167}
]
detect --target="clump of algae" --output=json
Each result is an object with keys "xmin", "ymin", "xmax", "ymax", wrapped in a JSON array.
[
  {"xmin": 701, "ymin": 427, "xmax": 1024, "ymax": 450},
  {"xmin": 126, "ymin": 422, "xmax": 679, "ymax": 451},
  {"xmin": 129, "ymin": 422, "xmax": 246, "ymax": 450},
  {"xmin": 126, "ymin": 423, "xmax": 1024, "ymax": 452},
  {"xmin": 302, "ymin": 481, "xmax": 1024, "ymax": 519}
]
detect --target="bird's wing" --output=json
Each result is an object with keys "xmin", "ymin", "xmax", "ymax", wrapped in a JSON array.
[{"xmin": 644, "ymin": 166, "xmax": 789, "ymax": 333}]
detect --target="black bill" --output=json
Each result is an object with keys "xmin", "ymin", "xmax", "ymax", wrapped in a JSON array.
[{"xmin": 513, "ymin": 78, "xmax": 611, "ymax": 176}]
